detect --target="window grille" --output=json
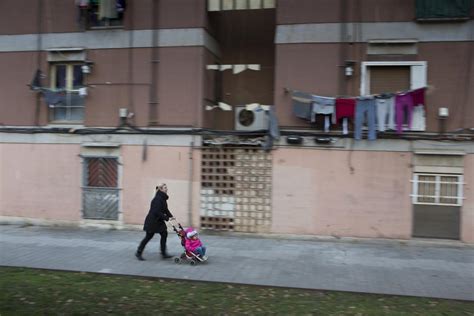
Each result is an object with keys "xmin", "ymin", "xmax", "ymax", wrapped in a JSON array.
[
  {"xmin": 49, "ymin": 64, "xmax": 85, "ymax": 122},
  {"xmin": 82, "ymin": 157, "xmax": 119, "ymax": 220},
  {"xmin": 411, "ymin": 173, "xmax": 464, "ymax": 206}
]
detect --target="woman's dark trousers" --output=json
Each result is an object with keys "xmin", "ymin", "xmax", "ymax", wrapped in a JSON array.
[{"xmin": 137, "ymin": 231, "xmax": 168, "ymax": 255}]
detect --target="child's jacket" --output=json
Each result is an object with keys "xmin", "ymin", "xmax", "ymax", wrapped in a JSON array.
[{"xmin": 185, "ymin": 237, "xmax": 202, "ymax": 252}]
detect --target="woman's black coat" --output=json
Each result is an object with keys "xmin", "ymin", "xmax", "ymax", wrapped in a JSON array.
[{"xmin": 143, "ymin": 190, "xmax": 173, "ymax": 233}]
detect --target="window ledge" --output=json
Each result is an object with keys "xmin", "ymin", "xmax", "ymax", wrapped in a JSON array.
[
  {"xmin": 47, "ymin": 122, "xmax": 84, "ymax": 127},
  {"xmin": 416, "ymin": 17, "xmax": 470, "ymax": 22},
  {"xmin": 88, "ymin": 26, "xmax": 124, "ymax": 30}
]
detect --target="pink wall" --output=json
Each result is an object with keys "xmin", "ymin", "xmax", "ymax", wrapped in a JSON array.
[
  {"xmin": 0, "ymin": 143, "xmax": 82, "ymax": 220},
  {"xmin": 121, "ymin": 145, "xmax": 201, "ymax": 228},
  {"xmin": 272, "ymin": 148, "xmax": 413, "ymax": 238},
  {"xmin": 462, "ymin": 154, "xmax": 474, "ymax": 243}
]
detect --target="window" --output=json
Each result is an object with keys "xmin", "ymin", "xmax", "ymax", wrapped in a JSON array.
[
  {"xmin": 78, "ymin": 0, "xmax": 126, "ymax": 29},
  {"xmin": 415, "ymin": 0, "xmax": 473, "ymax": 21},
  {"xmin": 361, "ymin": 61, "xmax": 427, "ymax": 131},
  {"xmin": 49, "ymin": 63, "xmax": 85, "ymax": 122},
  {"xmin": 412, "ymin": 173, "xmax": 464, "ymax": 206}
]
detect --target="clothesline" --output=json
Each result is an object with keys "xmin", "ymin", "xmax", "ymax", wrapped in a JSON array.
[
  {"xmin": 290, "ymin": 86, "xmax": 427, "ymax": 140},
  {"xmin": 285, "ymin": 86, "xmax": 427, "ymax": 100}
]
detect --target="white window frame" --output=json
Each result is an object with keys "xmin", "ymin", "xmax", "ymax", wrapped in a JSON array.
[{"xmin": 411, "ymin": 173, "xmax": 464, "ymax": 206}]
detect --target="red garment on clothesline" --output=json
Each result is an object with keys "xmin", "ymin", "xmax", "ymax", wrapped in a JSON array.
[{"xmin": 335, "ymin": 98, "xmax": 356, "ymax": 122}]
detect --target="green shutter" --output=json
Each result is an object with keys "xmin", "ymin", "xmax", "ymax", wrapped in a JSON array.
[{"xmin": 416, "ymin": 0, "xmax": 473, "ymax": 20}]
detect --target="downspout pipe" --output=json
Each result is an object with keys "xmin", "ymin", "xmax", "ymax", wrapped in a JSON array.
[
  {"xmin": 148, "ymin": 0, "xmax": 160, "ymax": 125},
  {"xmin": 35, "ymin": 0, "xmax": 43, "ymax": 126},
  {"xmin": 127, "ymin": 1, "xmax": 135, "ymax": 124},
  {"xmin": 338, "ymin": 0, "xmax": 348, "ymax": 97},
  {"xmin": 187, "ymin": 137, "xmax": 195, "ymax": 227}
]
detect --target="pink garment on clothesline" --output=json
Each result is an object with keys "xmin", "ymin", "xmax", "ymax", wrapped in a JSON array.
[{"xmin": 395, "ymin": 93, "xmax": 414, "ymax": 134}]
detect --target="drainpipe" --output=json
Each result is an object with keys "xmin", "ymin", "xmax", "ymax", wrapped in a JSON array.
[
  {"xmin": 127, "ymin": 1, "xmax": 135, "ymax": 124},
  {"xmin": 148, "ymin": 0, "xmax": 160, "ymax": 125},
  {"xmin": 338, "ymin": 0, "xmax": 348, "ymax": 96},
  {"xmin": 187, "ymin": 137, "xmax": 195, "ymax": 227},
  {"xmin": 34, "ymin": 0, "xmax": 43, "ymax": 126}
]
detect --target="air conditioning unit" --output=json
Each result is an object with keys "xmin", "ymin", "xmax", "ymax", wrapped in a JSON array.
[{"xmin": 234, "ymin": 106, "xmax": 269, "ymax": 131}]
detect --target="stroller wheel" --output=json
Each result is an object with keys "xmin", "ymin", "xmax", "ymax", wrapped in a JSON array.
[
  {"xmin": 189, "ymin": 260, "xmax": 196, "ymax": 266},
  {"xmin": 174, "ymin": 257, "xmax": 181, "ymax": 264}
]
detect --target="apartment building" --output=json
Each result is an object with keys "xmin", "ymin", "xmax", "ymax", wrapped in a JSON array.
[{"xmin": 0, "ymin": 0, "xmax": 473, "ymax": 242}]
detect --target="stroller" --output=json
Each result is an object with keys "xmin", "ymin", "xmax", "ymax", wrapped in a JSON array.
[{"xmin": 170, "ymin": 219, "xmax": 208, "ymax": 266}]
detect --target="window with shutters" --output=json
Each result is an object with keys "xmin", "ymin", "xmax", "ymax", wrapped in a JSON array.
[
  {"xmin": 362, "ymin": 61, "xmax": 427, "ymax": 132},
  {"xmin": 369, "ymin": 66, "xmax": 411, "ymax": 95}
]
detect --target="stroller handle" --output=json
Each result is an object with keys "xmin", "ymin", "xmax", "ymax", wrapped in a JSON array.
[{"xmin": 169, "ymin": 217, "xmax": 183, "ymax": 231}]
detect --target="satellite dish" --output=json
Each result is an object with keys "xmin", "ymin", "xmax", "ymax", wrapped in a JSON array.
[{"xmin": 238, "ymin": 109, "xmax": 255, "ymax": 127}]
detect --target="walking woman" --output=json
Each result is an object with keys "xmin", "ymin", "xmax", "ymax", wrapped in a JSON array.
[{"xmin": 135, "ymin": 183, "xmax": 174, "ymax": 260}]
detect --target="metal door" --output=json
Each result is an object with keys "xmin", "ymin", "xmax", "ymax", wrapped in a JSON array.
[{"xmin": 82, "ymin": 157, "xmax": 119, "ymax": 220}]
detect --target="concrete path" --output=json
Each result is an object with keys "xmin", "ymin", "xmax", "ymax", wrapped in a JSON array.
[{"xmin": 0, "ymin": 225, "xmax": 473, "ymax": 301}]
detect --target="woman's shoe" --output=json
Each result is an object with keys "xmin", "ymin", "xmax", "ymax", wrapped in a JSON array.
[
  {"xmin": 161, "ymin": 253, "xmax": 173, "ymax": 259},
  {"xmin": 135, "ymin": 251, "xmax": 145, "ymax": 261}
]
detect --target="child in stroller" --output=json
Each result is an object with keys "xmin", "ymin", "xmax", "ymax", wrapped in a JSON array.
[{"xmin": 171, "ymin": 220, "xmax": 208, "ymax": 265}]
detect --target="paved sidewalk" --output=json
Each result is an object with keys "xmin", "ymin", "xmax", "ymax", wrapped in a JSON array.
[{"xmin": 0, "ymin": 225, "xmax": 473, "ymax": 301}]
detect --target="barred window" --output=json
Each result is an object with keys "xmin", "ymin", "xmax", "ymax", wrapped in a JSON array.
[
  {"xmin": 412, "ymin": 174, "xmax": 464, "ymax": 206},
  {"xmin": 48, "ymin": 63, "xmax": 85, "ymax": 122}
]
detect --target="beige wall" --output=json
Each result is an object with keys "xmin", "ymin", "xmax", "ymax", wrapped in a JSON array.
[
  {"xmin": 272, "ymin": 148, "xmax": 413, "ymax": 238},
  {"xmin": 462, "ymin": 154, "xmax": 474, "ymax": 243},
  {"xmin": 0, "ymin": 143, "xmax": 82, "ymax": 220}
]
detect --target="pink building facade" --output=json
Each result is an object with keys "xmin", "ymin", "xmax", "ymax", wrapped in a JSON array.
[{"xmin": 1, "ymin": 0, "xmax": 473, "ymax": 242}]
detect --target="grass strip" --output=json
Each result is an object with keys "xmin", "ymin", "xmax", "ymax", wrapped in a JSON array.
[{"xmin": 0, "ymin": 266, "xmax": 473, "ymax": 315}]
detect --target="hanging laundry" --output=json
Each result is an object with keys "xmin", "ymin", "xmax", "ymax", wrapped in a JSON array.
[
  {"xmin": 116, "ymin": 0, "xmax": 126, "ymax": 13},
  {"xmin": 354, "ymin": 97, "xmax": 377, "ymax": 141},
  {"xmin": 30, "ymin": 69, "xmax": 43, "ymax": 90},
  {"xmin": 42, "ymin": 89, "xmax": 66, "ymax": 106},
  {"xmin": 75, "ymin": 0, "xmax": 90, "ymax": 7},
  {"xmin": 233, "ymin": 65, "xmax": 247, "ymax": 74},
  {"xmin": 78, "ymin": 87, "xmax": 88, "ymax": 96},
  {"xmin": 99, "ymin": 0, "xmax": 118, "ymax": 19},
  {"xmin": 395, "ymin": 92, "xmax": 414, "ymax": 134},
  {"xmin": 411, "ymin": 87, "xmax": 426, "ymax": 107},
  {"xmin": 411, "ymin": 105, "xmax": 426, "ymax": 131},
  {"xmin": 335, "ymin": 98, "xmax": 355, "ymax": 122},
  {"xmin": 263, "ymin": 106, "xmax": 280, "ymax": 152},
  {"xmin": 291, "ymin": 91, "xmax": 312, "ymax": 120},
  {"xmin": 375, "ymin": 94, "xmax": 395, "ymax": 132},
  {"xmin": 311, "ymin": 95, "xmax": 336, "ymax": 129}
]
